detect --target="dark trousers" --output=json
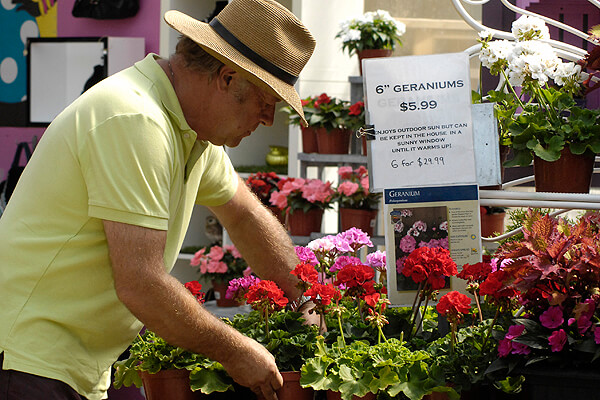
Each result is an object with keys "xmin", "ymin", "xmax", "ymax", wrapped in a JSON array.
[{"xmin": 0, "ymin": 353, "xmax": 87, "ymax": 400}]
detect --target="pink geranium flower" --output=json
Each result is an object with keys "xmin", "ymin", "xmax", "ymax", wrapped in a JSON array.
[
  {"xmin": 337, "ymin": 181, "xmax": 359, "ymax": 196},
  {"xmin": 400, "ymin": 235, "xmax": 417, "ymax": 253}
]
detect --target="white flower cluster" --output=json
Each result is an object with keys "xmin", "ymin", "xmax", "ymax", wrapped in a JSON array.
[
  {"xmin": 337, "ymin": 9, "xmax": 406, "ymax": 44},
  {"xmin": 479, "ymin": 15, "xmax": 582, "ymax": 88}
]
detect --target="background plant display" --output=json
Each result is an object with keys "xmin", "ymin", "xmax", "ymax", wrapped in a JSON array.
[
  {"xmin": 281, "ymin": 93, "xmax": 365, "ymax": 132},
  {"xmin": 269, "ymin": 176, "xmax": 335, "ymax": 215},
  {"xmin": 335, "ymin": 165, "xmax": 381, "ymax": 210},
  {"xmin": 190, "ymin": 244, "xmax": 250, "ymax": 284},
  {"xmin": 245, "ymin": 171, "xmax": 282, "ymax": 207},
  {"xmin": 335, "ymin": 9, "xmax": 406, "ymax": 56}
]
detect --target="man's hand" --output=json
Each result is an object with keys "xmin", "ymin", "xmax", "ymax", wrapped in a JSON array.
[
  {"xmin": 220, "ymin": 335, "xmax": 283, "ymax": 400},
  {"xmin": 297, "ymin": 301, "xmax": 325, "ymax": 333}
]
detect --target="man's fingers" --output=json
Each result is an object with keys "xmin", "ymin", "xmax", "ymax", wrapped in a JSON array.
[{"xmin": 260, "ymin": 384, "xmax": 278, "ymax": 400}]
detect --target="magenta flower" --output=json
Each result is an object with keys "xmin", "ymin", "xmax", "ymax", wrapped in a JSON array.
[
  {"xmin": 548, "ymin": 329, "xmax": 567, "ymax": 352},
  {"xmin": 511, "ymin": 342, "xmax": 531, "ymax": 355},
  {"xmin": 594, "ymin": 326, "xmax": 600, "ymax": 345},
  {"xmin": 498, "ymin": 338, "xmax": 512, "ymax": 357},
  {"xmin": 295, "ymin": 246, "xmax": 319, "ymax": 266},
  {"xmin": 539, "ymin": 306, "xmax": 564, "ymax": 329},
  {"xmin": 226, "ymin": 275, "xmax": 261, "ymax": 302},
  {"xmin": 505, "ymin": 324, "xmax": 525, "ymax": 340},
  {"xmin": 330, "ymin": 256, "xmax": 362, "ymax": 273}
]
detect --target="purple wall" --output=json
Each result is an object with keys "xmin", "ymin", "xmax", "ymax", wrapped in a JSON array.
[{"xmin": 0, "ymin": 0, "xmax": 161, "ymax": 182}]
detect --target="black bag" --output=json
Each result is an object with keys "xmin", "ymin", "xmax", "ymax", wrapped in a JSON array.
[
  {"xmin": 72, "ymin": 0, "xmax": 139, "ymax": 20},
  {"xmin": 0, "ymin": 142, "xmax": 32, "ymax": 212}
]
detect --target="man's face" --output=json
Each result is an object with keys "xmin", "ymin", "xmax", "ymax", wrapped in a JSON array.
[{"xmin": 213, "ymin": 78, "xmax": 280, "ymax": 147}]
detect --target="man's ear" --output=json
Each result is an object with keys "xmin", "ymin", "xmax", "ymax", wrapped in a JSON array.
[{"xmin": 217, "ymin": 66, "xmax": 237, "ymax": 90}]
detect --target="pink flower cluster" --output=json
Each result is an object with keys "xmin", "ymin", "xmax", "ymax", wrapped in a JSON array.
[
  {"xmin": 269, "ymin": 177, "xmax": 334, "ymax": 211},
  {"xmin": 191, "ymin": 245, "xmax": 241, "ymax": 274}
]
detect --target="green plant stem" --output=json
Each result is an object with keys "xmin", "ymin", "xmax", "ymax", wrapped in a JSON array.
[
  {"xmin": 377, "ymin": 325, "xmax": 387, "ymax": 344},
  {"xmin": 408, "ymin": 288, "xmax": 424, "ymax": 340},
  {"xmin": 501, "ymin": 69, "xmax": 526, "ymax": 109},
  {"xmin": 413, "ymin": 296, "xmax": 431, "ymax": 337},
  {"xmin": 264, "ymin": 308, "xmax": 270, "ymax": 341},
  {"xmin": 474, "ymin": 289, "xmax": 483, "ymax": 323},
  {"xmin": 482, "ymin": 306, "xmax": 501, "ymax": 351},
  {"xmin": 450, "ymin": 322, "xmax": 457, "ymax": 355},
  {"xmin": 337, "ymin": 312, "xmax": 346, "ymax": 348},
  {"xmin": 319, "ymin": 313, "xmax": 324, "ymax": 335},
  {"xmin": 533, "ymin": 83, "xmax": 560, "ymax": 124}
]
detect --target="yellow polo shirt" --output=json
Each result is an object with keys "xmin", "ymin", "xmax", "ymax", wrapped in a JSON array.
[{"xmin": 0, "ymin": 54, "xmax": 237, "ymax": 399}]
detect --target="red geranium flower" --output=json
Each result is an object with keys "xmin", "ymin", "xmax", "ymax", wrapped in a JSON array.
[
  {"xmin": 304, "ymin": 283, "xmax": 341, "ymax": 309},
  {"xmin": 436, "ymin": 291, "xmax": 472, "ymax": 323},
  {"xmin": 335, "ymin": 263, "xmax": 375, "ymax": 288},
  {"xmin": 184, "ymin": 281, "xmax": 206, "ymax": 303},
  {"xmin": 291, "ymin": 262, "xmax": 319, "ymax": 285},
  {"xmin": 457, "ymin": 262, "xmax": 493, "ymax": 283},
  {"xmin": 245, "ymin": 280, "xmax": 288, "ymax": 312},
  {"xmin": 348, "ymin": 101, "xmax": 364, "ymax": 116},
  {"xmin": 314, "ymin": 93, "xmax": 331, "ymax": 108},
  {"xmin": 479, "ymin": 269, "xmax": 519, "ymax": 303}
]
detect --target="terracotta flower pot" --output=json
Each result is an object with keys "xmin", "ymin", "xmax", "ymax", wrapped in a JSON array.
[
  {"xmin": 211, "ymin": 280, "xmax": 239, "ymax": 308},
  {"xmin": 140, "ymin": 369, "xmax": 198, "ymax": 400},
  {"xmin": 286, "ymin": 208, "xmax": 324, "ymax": 236},
  {"xmin": 480, "ymin": 211, "xmax": 506, "ymax": 238},
  {"xmin": 533, "ymin": 148, "xmax": 595, "ymax": 193},
  {"xmin": 301, "ymin": 126, "xmax": 319, "ymax": 153},
  {"xmin": 339, "ymin": 207, "xmax": 378, "ymax": 236},
  {"xmin": 277, "ymin": 371, "xmax": 314, "ymax": 400},
  {"xmin": 357, "ymin": 48, "xmax": 393, "ymax": 75},
  {"xmin": 315, "ymin": 127, "xmax": 351, "ymax": 154}
]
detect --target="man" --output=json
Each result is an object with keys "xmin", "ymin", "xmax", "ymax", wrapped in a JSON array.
[{"xmin": 0, "ymin": 1, "xmax": 316, "ymax": 399}]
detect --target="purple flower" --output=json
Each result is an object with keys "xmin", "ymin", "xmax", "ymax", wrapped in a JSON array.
[
  {"xmin": 399, "ymin": 235, "xmax": 416, "ymax": 253},
  {"xmin": 225, "ymin": 275, "xmax": 261, "ymax": 301},
  {"xmin": 594, "ymin": 326, "xmax": 600, "ymax": 345},
  {"xmin": 539, "ymin": 306, "xmax": 564, "ymax": 329},
  {"xmin": 396, "ymin": 256, "xmax": 407, "ymax": 274},
  {"xmin": 505, "ymin": 324, "xmax": 525, "ymax": 340},
  {"xmin": 366, "ymin": 250, "xmax": 386, "ymax": 272},
  {"xmin": 511, "ymin": 342, "xmax": 531, "ymax": 355},
  {"xmin": 498, "ymin": 338, "xmax": 512, "ymax": 357},
  {"xmin": 295, "ymin": 246, "xmax": 318, "ymax": 266},
  {"xmin": 330, "ymin": 256, "xmax": 361, "ymax": 273},
  {"xmin": 548, "ymin": 329, "xmax": 567, "ymax": 352}
]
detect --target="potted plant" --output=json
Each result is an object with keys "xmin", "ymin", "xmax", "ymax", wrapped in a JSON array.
[
  {"xmin": 335, "ymin": 165, "xmax": 381, "ymax": 236},
  {"xmin": 112, "ymin": 282, "xmax": 246, "ymax": 399},
  {"xmin": 479, "ymin": 206, "xmax": 507, "ymax": 238},
  {"xmin": 281, "ymin": 93, "xmax": 365, "ymax": 154},
  {"xmin": 335, "ymin": 9, "xmax": 406, "ymax": 74},
  {"xmin": 245, "ymin": 171, "xmax": 285, "ymax": 224},
  {"xmin": 269, "ymin": 176, "xmax": 335, "ymax": 236},
  {"xmin": 190, "ymin": 244, "xmax": 250, "ymax": 307},
  {"xmin": 482, "ymin": 209, "xmax": 600, "ymax": 398},
  {"xmin": 477, "ymin": 15, "xmax": 600, "ymax": 193}
]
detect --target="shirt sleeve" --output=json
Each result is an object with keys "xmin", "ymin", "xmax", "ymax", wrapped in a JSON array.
[
  {"xmin": 194, "ymin": 144, "xmax": 238, "ymax": 207},
  {"xmin": 81, "ymin": 114, "xmax": 173, "ymax": 230}
]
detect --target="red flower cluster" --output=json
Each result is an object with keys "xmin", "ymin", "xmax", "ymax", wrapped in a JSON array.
[
  {"xmin": 348, "ymin": 101, "xmax": 364, "ymax": 116},
  {"xmin": 245, "ymin": 172, "xmax": 282, "ymax": 206},
  {"xmin": 313, "ymin": 93, "xmax": 331, "ymax": 108},
  {"xmin": 291, "ymin": 262, "xmax": 319, "ymax": 290},
  {"xmin": 479, "ymin": 269, "xmax": 519, "ymax": 304},
  {"xmin": 304, "ymin": 283, "xmax": 342, "ymax": 310},
  {"xmin": 436, "ymin": 291, "xmax": 472, "ymax": 323},
  {"xmin": 457, "ymin": 262, "xmax": 493, "ymax": 283},
  {"xmin": 184, "ymin": 281, "xmax": 206, "ymax": 303},
  {"xmin": 245, "ymin": 280, "xmax": 289, "ymax": 312},
  {"xmin": 401, "ymin": 247, "xmax": 457, "ymax": 290}
]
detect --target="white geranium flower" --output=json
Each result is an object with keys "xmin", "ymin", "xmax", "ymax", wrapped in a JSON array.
[
  {"xmin": 478, "ymin": 30, "xmax": 494, "ymax": 41},
  {"xmin": 395, "ymin": 20, "xmax": 406, "ymax": 36},
  {"xmin": 307, "ymin": 237, "xmax": 335, "ymax": 253},
  {"xmin": 511, "ymin": 15, "xmax": 550, "ymax": 41},
  {"xmin": 341, "ymin": 28, "xmax": 362, "ymax": 43},
  {"xmin": 554, "ymin": 62, "xmax": 583, "ymax": 86},
  {"xmin": 479, "ymin": 39, "xmax": 514, "ymax": 70}
]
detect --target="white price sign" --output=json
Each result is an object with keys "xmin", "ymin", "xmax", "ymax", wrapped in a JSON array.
[{"xmin": 363, "ymin": 52, "xmax": 477, "ymax": 191}]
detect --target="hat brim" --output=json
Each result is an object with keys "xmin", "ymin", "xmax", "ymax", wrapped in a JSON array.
[{"xmin": 164, "ymin": 10, "xmax": 307, "ymax": 127}]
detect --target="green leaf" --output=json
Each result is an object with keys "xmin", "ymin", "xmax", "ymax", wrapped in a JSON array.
[
  {"xmin": 189, "ymin": 368, "xmax": 233, "ymax": 394},
  {"xmin": 113, "ymin": 358, "xmax": 142, "ymax": 389}
]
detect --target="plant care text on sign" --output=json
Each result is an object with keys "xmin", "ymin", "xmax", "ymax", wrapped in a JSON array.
[{"xmin": 363, "ymin": 52, "xmax": 477, "ymax": 191}]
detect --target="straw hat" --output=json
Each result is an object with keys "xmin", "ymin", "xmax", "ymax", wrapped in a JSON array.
[{"xmin": 164, "ymin": 0, "xmax": 316, "ymax": 126}]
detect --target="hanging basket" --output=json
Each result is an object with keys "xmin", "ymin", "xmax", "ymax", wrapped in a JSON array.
[{"xmin": 533, "ymin": 148, "xmax": 595, "ymax": 193}]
